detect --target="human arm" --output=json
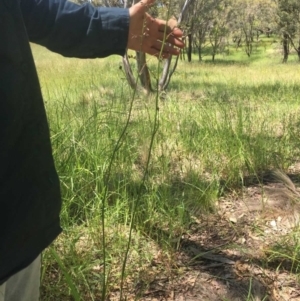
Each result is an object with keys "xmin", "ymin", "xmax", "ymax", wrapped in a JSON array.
[
  {"xmin": 20, "ymin": 0, "xmax": 130, "ymax": 58},
  {"xmin": 20, "ymin": 0, "xmax": 184, "ymax": 59}
]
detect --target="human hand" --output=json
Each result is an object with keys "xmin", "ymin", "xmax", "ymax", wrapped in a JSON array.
[{"xmin": 128, "ymin": 0, "xmax": 184, "ymax": 58}]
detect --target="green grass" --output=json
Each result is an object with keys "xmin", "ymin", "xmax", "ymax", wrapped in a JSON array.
[
  {"xmin": 31, "ymin": 42, "xmax": 300, "ymax": 300},
  {"xmin": 266, "ymin": 226, "xmax": 300, "ymax": 274}
]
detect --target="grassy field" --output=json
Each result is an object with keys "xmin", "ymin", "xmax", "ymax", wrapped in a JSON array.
[{"xmin": 31, "ymin": 41, "xmax": 300, "ymax": 300}]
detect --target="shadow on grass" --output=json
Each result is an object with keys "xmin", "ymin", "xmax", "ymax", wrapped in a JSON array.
[
  {"xmin": 198, "ymin": 58, "xmax": 251, "ymax": 66},
  {"xmin": 139, "ymin": 218, "xmax": 272, "ymax": 300},
  {"xmin": 170, "ymin": 79, "xmax": 300, "ymax": 102},
  {"xmin": 133, "ymin": 166, "xmax": 300, "ymax": 300}
]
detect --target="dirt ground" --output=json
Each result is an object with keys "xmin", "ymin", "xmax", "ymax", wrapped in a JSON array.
[{"xmin": 109, "ymin": 168, "xmax": 300, "ymax": 301}]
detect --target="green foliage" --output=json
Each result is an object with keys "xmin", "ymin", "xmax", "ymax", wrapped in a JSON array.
[
  {"xmin": 277, "ymin": 0, "xmax": 300, "ymax": 41},
  {"xmin": 267, "ymin": 227, "xmax": 300, "ymax": 273}
]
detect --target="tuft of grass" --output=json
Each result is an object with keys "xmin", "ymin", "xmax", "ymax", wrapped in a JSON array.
[{"xmin": 266, "ymin": 227, "xmax": 300, "ymax": 274}]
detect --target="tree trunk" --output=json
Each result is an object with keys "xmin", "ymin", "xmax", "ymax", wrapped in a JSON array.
[
  {"xmin": 187, "ymin": 33, "xmax": 192, "ymax": 62},
  {"xmin": 212, "ymin": 53, "xmax": 215, "ymax": 62},
  {"xmin": 122, "ymin": 53, "xmax": 137, "ymax": 90},
  {"xmin": 159, "ymin": 55, "xmax": 182, "ymax": 91},
  {"xmin": 237, "ymin": 38, "xmax": 242, "ymax": 48},
  {"xmin": 159, "ymin": 57, "xmax": 172, "ymax": 91},
  {"xmin": 198, "ymin": 45, "xmax": 202, "ymax": 61},
  {"xmin": 282, "ymin": 33, "xmax": 289, "ymax": 63},
  {"xmin": 136, "ymin": 51, "xmax": 152, "ymax": 93},
  {"xmin": 180, "ymin": 47, "xmax": 185, "ymax": 61},
  {"xmin": 121, "ymin": 0, "xmax": 152, "ymax": 93},
  {"xmin": 245, "ymin": 41, "xmax": 252, "ymax": 57},
  {"xmin": 157, "ymin": 0, "xmax": 192, "ymax": 91}
]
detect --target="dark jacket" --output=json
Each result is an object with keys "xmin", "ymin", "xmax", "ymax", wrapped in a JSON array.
[{"xmin": 0, "ymin": 0, "xmax": 129, "ymax": 284}]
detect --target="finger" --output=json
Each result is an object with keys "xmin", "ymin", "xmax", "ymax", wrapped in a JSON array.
[
  {"xmin": 156, "ymin": 32, "xmax": 185, "ymax": 48},
  {"xmin": 142, "ymin": 39, "xmax": 176, "ymax": 57},
  {"xmin": 166, "ymin": 36, "xmax": 185, "ymax": 49},
  {"xmin": 156, "ymin": 19, "xmax": 172, "ymax": 34},
  {"xmin": 152, "ymin": 40, "xmax": 180, "ymax": 56},
  {"xmin": 171, "ymin": 27, "xmax": 184, "ymax": 38},
  {"xmin": 167, "ymin": 17, "xmax": 178, "ymax": 30},
  {"xmin": 156, "ymin": 20, "xmax": 184, "ymax": 39}
]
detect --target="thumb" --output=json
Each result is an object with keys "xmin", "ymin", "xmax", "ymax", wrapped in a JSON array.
[{"xmin": 167, "ymin": 16, "xmax": 178, "ymax": 30}]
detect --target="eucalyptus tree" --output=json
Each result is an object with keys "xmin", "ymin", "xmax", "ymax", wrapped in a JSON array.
[
  {"xmin": 208, "ymin": 1, "xmax": 231, "ymax": 61},
  {"xmin": 181, "ymin": 0, "xmax": 227, "ymax": 61},
  {"xmin": 229, "ymin": 0, "xmax": 277, "ymax": 57},
  {"xmin": 277, "ymin": 0, "xmax": 300, "ymax": 62}
]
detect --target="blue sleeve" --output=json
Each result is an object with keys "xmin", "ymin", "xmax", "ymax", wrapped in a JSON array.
[{"xmin": 20, "ymin": 0, "xmax": 130, "ymax": 58}]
